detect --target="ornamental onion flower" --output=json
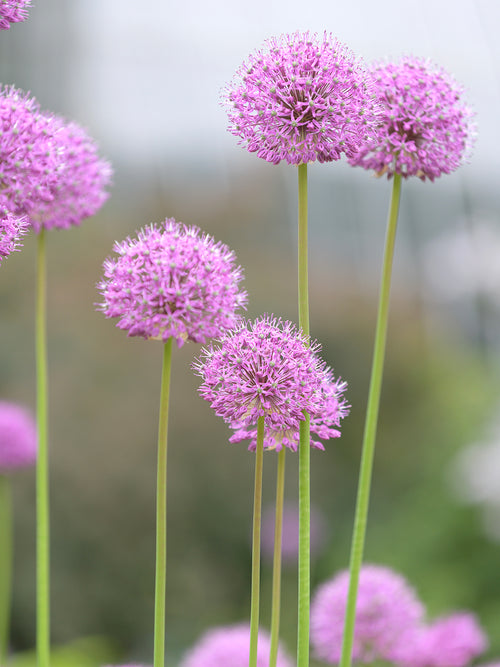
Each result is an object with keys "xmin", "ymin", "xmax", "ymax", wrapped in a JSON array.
[
  {"xmin": 223, "ymin": 30, "xmax": 380, "ymax": 165},
  {"xmin": 0, "ymin": 214, "xmax": 29, "ymax": 264},
  {"xmin": 194, "ymin": 315, "xmax": 348, "ymax": 450},
  {"xmin": 97, "ymin": 219, "xmax": 247, "ymax": 347},
  {"xmin": 310, "ymin": 564, "xmax": 425, "ymax": 664},
  {"xmin": 0, "ymin": 400, "xmax": 37, "ymax": 472},
  {"xmin": 0, "ymin": 0, "xmax": 31, "ymax": 29},
  {"xmin": 179, "ymin": 625, "xmax": 293, "ymax": 667},
  {"xmin": 349, "ymin": 57, "xmax": 475, "ymax": 181}
]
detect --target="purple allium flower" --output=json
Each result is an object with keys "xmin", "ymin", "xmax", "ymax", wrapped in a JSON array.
[
  {"xmin": 223, "ymin": 31, "xmax": 379, "ymax": 165},
  {"xmin": 30, "ymin": 118, "xmax": 112, "ymax": 232},
  {"xmin": 0, "ymin": 400, "xmax": 37, "ymax": 472},
  {"xmin": 349, "ymin": 57, "xmax": 475, "ymax": 181},
  {"xmin": 97, "ymin": 219, "xmax": 247, "ymax": 347},
  {"xmin": 0, "ymin": 86, "xmax": 65, "ymax": 219},
  {"xmin": 179, "ymin": 624, "xmax": 293, "ymax": 667},
  {"xmin": 310, "ymin": 564, "xmax": 425, "ymax": 664},
  {"xmin": 0, "ymin": 213, "xmax": 29, "ymax": 263},
  {"xmin": 194, "ymin": 315, "xmax": 348, "ymax": 451},
  {"xmin": 0, "ymin": 0, "xmax": 31, "ymax": 29},
  {"xmin": 261, "ymin": 502, "xmax": 328, "ymax": 563}
]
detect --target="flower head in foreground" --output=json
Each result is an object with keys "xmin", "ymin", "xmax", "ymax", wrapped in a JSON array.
[
  {"xmin": 349, "ymin": 57, "xmax": 474, "ymax": 181},
  {"xmin": 97, "ymin": 219, "xmax": 247, "ymax": 346},
  {"xmin": 30, "ymin": 118, "xmax": 112, "ymax": 232},
  {"xmin": 194, "ymin": 315, "xmax": 348, "ymax": 451},
  {"xmin": 0, "ymin": 86, "xmax": 65, "ymax": 218},
  {"xmin": 0, "ymin": 0, "xmax": 31, "ymax": 29},
  {"xmin": 0, "ymin": 400, "xmax": 37, "ymax": 472},
  {"xmin": 179, "ymin": 624, "xmax": 293, "ymax": 667},
  {"xmin": 224, "ymin": 31, "xmax": 380, "ymax": 165},
  {"xmin": 310, "ymin": 564, "xmax": 425, "ymax": 664},
  {"xmin": 0, "ymin": 213, "xmax": 29, "ymax": 264}
]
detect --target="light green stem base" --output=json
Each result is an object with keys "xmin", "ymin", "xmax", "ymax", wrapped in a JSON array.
[
  {"xmin": 269, "ymin": 447, "xmax": 286, "ymax": 667},
  {"xmin": 0, "ymin": 475, "xmax": 12, "ymax": 666},
  {"xmin": 249, "ymin": 416, "xmax": 265, "ymax": 667},
  {"xmin": 339, "ymin": 174, "xmax": 402, "ymax": 667},
  {"xmin": 153, "ymin": 338, "xmax": 173, "ymax": 667}
]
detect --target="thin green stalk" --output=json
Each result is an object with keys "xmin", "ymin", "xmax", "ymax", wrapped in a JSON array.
[
  {"xmin": 36, "ymin": 228, "xmax": 50, "ymax": 667},
  {"xmin": 269, "ymin": 447, "xmax": 286, "ymax": 667},
  {"xmin": 339, "ymin": 173, "xmax": 402, "ymax": 667},
  {"xmin": 0, "ymin": 475, "xmax": 12, "ymax": 666},
  {"xmin": 153, "ymin": 338, "xmax": 173, "ymax": 667},
  {"xmin": 249, "ymin": 415, "xmax": 265, "ymax": 667},
  {"xmin": 297, "ymin": 162, "xmax": 310, "ymax": 667}
]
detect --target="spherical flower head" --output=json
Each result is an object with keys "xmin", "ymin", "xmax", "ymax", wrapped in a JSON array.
[
  {"xmin": 0, "ymin": 213, "xmax": 29, "ymax": 264},
  {"xmin": 179, "ymin": 624, "xmax": 293, "ymax": 667},
  {"xmin": 349, "ymin": 57, "xmax": 475, "ymax": 181},
  {"xmin": 0, "ymin": 86, "xmax": 65, "ymax": 218},
  {"xmin": 0, "ymin": 0, "xmax": 31, "ymax": 29},
  {"xmin": 310, "ymin": 564, "xmax": 425, "ymax": 664},
  {"xmin": 223, "ymin": 31, "xmax": 380, "ymax": 165},
  {"xmin": 30, "ymin": 118, "xmax": 112, "ymax": 232},
  {"xmin": 0, "ymin": 400, "xmax": 37, "ymax": 472},
  {"xmin": 97, "ymin": 219, "xmax": 247, "ymax": 347}
]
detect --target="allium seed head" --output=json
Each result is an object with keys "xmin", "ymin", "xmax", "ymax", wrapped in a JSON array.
[
  {"xmin": 97, "ymin": 219, "xmax": 247, "ymax": 347},
  {"xmin": 223, "ymin": 31, "xmax": 380, "ymax": 165},
  {"xmin": 0, "ymin": 213, "xmax": 29, "ymax": 264},
  {"xmin": 349, "ymin": 57, "xmax": 475, "ymax": 181},
  {"xmin": 179, "ymin": 624, "xmax": 293, "ymax": 667},
  {"xmin": 0, "ymin": 0, "xmax": 31, "ymax": 29},
  {"xmin": 0, "ymin": 400, "xmax": 37, "ymax": 472}
]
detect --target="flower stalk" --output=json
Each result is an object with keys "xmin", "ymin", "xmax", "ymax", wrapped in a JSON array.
[
  {"xmin": 249, "ymin": 415, "xmax": 265, "ymax": 667},
  {"xmin": 269, "ymin": 447, "xmax": 286, "ymax": 667}
]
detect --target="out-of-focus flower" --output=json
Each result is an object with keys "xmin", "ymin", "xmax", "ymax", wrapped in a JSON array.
[
  {"xmin": 261, "ymin": 502, "xmax": 328, "ymax": 563},
  {"xmin": 97, "ymin": 219, "xmax": 247, "ymax": 347},
  {"xmin": 194, "ymin": 315, "xmax": 348, "ymax": 451},
  {"xmin": 0, "ymin": 400, "xmax": 37, "ymax": 472},
  {"xmin": 0, "ymin": 213, "xmax": 29, "ymax": 264},
  {"xmin": 0, "ymin": 0, "xmax": 31, "ymax": 30},
  {"xmin": 349, "ymin": 57, "xmax": 474, "ymax": 181},
  {"xmin": 310, "ymin": 564, "xmax": 424, "ymax": 664},
  {"xmin": 179, "ymin": 624, "xmax": 293, "ymax": 667},
  {"xmin": 223, "ymin": 31, "xmax": 379, "ymax": 165},
  {"xmin": 30, "ymin": 118, "xmax": 112, "ymax": 232}
]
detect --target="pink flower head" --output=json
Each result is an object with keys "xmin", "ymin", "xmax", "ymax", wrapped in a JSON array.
[
  {"xmin": 194, "ymin": 315, "xmax": 348, "ymax": 451},
  {"xmin": 310, "ymin": 564, "xmax": 425, "ymax": 664},
  {"xmin": 0, "ymin": 0, "xmax": 31, "ymax": 29},
  {"xmin": 97, "ymin": 219, "xmax": 247, "ymax": 347},
  {"xmin": 349, "ymin": 57, "xmax": 475, "ymax": 181},
  {"xmin": 0, "ymin": 400, "xmax": 37, "ymax": 472},
  {"xmin": 0, "ymin": 86, "xmax": 65, "ymax": 219},
  {"xmin": 0, "ymin": 213, "xmax": 29, "ymax": 263},
  {"xmin": 30, "ymin": 118, "xmax": 112, "ymax": 232},
  {"xmin": 179, "ymin": 624, "xmax": 293, "ymax": 667},
  {"xmin": 223, "ymin": 31, "xmax": 380, "ymax": 165}
]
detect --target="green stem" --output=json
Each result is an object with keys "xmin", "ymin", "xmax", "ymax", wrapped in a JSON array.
[
  {"xmin": 0, "ymin": 475, "xmax": 12, "ymax": 666},
  {"xmin": 36, "ymin": 228, "xmax": 50, "ymax": 667},
  {"xmin": 339, "ymin": 173, "xmax": 402, "ymax": 667},
  {"xmin": 249, "ymin": 415, "xmax": 265, "ymax": 667},
  {"xmin": 297, "ymin": 162, "xmax": 311, "ymax": 667},
  {"xmin": 153, "ymin": 338, "xmax": 173, "ymax": 667},
  {"xmin": 269, "ymin": 447, "xmax": 286, "ymax": 667}
]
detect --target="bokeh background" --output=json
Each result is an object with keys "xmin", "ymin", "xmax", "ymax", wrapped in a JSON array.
[{"xmin": 1, "ymin": 0, "xmax": 500, "ymax": 664}]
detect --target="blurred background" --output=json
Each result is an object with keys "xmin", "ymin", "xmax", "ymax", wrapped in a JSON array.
[{"xmin": 1, "ymin": 0, "xmax": 500, "ymax": 664}]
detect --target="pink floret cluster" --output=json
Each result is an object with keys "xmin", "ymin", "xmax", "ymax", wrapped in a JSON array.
[
  {"xmin": 0, "ymin": 213, "xmax": 29, "ymax": 263},
  {"xmin": 0, "ymin": 0, "xmax": 31, "ymax": 29},
  {"xmin": 179, "ymin": 624, "xmax": 293, "ymax": 667},
  {"xmin": 0, "ymin": 400, "xmax": 37, "ymax": 472},
  {"xmin": 224, "ymin": 31, "xmax": 380, "ymax": 165},
  {"xmin": 194, "ymin": 315, "xmax": 349, "ymax": 451},
  {"xmin": 97, "ymin": 219, "xmax": 247, "ymax": 347},
  {"xmin": 349, "ymin": 57, "xmax": 474, "ymax": 181}
]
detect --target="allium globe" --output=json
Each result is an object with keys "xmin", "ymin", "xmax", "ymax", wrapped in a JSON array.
[
  {"xmin": 0, "ymin": 400, "xmax": 37, "ymax": 472},
  {"xmin": 0, "ymin": 214, "xmax": 29, "ymax": 264},
  {"xmin": 224, "ymin": 31, "xmax": 379, "ymax": 165},
  {"xmin": 97, "ymin": 219, "xmax": 247, "ymax": 346},
  {"xmin": 349, "ymin": 57, "xmax": 475, "ymax": 181},
  {"xmin": 179, "ymin": 624, "xmax": 293, "ymax": 667},
  {"xmin": 0, "ymin": 0, "xmax": 31, "ymax": 29},
  {"xmin": 310, "ymin": 564, "xmax": 425, "ymax": 664}
]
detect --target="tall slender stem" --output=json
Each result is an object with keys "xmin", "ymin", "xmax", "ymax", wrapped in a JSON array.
[
  {"xmin": 36, "ymin": 228, "xmax": 50, "ymax": 667},
  {"xmin": 269, "ymin": 447, "xmax": 286, "ymax": 667},
  {"xmin": 339, "ymin": 174, "xmax": 402, "ymax": 667},
  {"xmin": 297, "ymin": 162, "xmax": 311, "ymax": 667},
  {"xmin": 153, "ymin": 338, "xmax": 173, "ymax": 667},
  {"xmin": 249, "ymin": 415, "xmax": 265, "ymax": 667},
  {"xmin": 0, "ymin": 475, "xmax": 12, "ymax": 665}
]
